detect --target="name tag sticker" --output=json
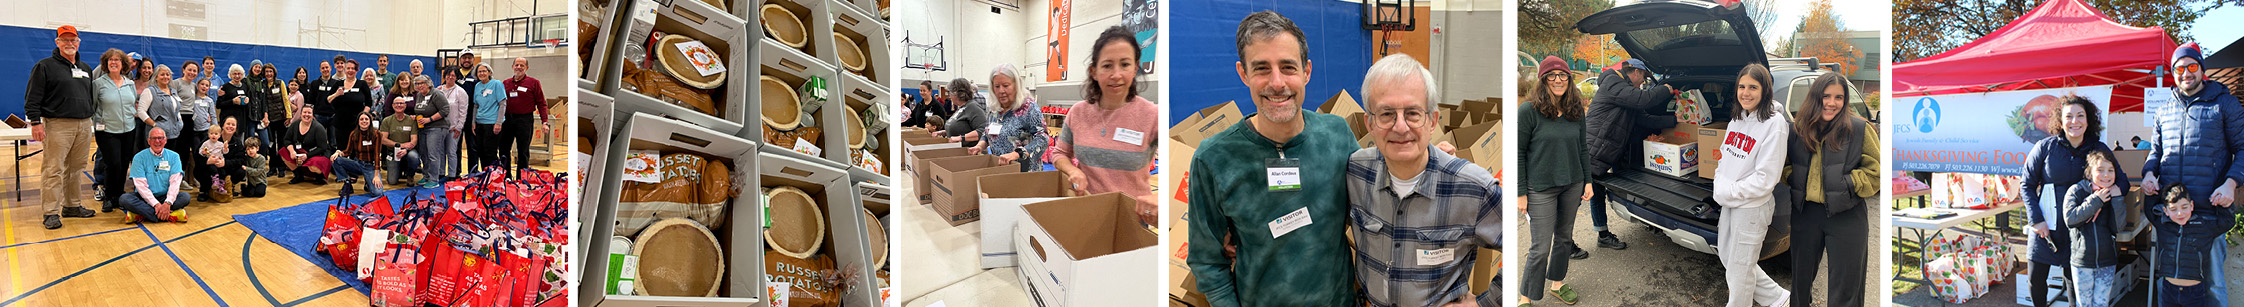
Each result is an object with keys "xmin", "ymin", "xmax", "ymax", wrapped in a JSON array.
[
  {"xmin": 1268, "ymin": 207, "xmax": 1312, "ymax": 238},
  {"xmin": 1417, "ymin": 248, "xmax": 1455, "ymax": 266},
  {"xmin": 71, "ymin": 69, "xmax": 88, "ymax": 78},
  {"xmin": 1266, "ymin": 158, "xmax": 1301, "ymax": 192},
  {"xmin": 1114, "ymin": 128, "xmax": 1145, "ymax": 146}
]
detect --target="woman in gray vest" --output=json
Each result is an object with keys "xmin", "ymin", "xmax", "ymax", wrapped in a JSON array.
[{"xmin": 1783, "ymin": 73, "xmax": 1879, "ymax": 307}]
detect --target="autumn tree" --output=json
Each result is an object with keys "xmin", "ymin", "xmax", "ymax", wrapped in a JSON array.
[
  {"xmin": 1522, "ymin": 0, "xmax": 1615, "ymax": 59},
  {"xmin": 1796, "ymin": 0, "xmax": 1863, "ymax": 76},
  {"xmin": 1894, "ymin": 0, "xmax": 2243, "ymax": 62}
]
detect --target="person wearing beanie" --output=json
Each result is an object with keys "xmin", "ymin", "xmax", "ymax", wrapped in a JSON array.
[
  {"xmin": 1519, "ymin": 55, "xmax": 1596, "ymax": 305},
  {"xmin": 2141, "ymin": 42, "xmax": 2241, "ymax": 307},
  {"xmin": 1582, "ymin": 58, "xmax": 1676, "ymax": 257}
]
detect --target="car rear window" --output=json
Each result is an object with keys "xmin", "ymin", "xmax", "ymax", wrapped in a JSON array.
[{"xmin": 1626, "ymin": 19, "xmax": 1744, "ymax": 53}]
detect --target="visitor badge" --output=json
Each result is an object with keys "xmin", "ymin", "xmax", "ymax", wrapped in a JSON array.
[
  {"xmin": 509, "ymin": 92, "xmax": 518, "ymax": 98},
  {"xmin": 350, "ymin": 88, "xmax": 360, "ymax": 93},
  {"xmin": 1417, "ymin": 248, "xmax": 1455, "ymax": 266},
  {"xmin": 158, "ymin": 161, "xmax": 172, "ymax": 171},
  {"xmin": 362, "ymin": 141, "xmax": 374, "ymax": 146},
  {"xmin": 94, "ymin": 123, "xmax": 105, "ymax": 131},
  {"xmin": 1113, "ymin": 127, "xmax": 1145, "ymax": 146},
  {"xmin": 986, "ymin": 123, "xmax": 1002, "ymax": 135},
  {"xmin": 1266, "ymin": 157, "xmax": 1301, "ymax": 192},
  {"xmin": 483, "ymin": 89, "xmax": 493, "ymax": 96},
  {"xmin": 1268, "ymin": 207, "xmax": 1311, "ymax": 238},
  {"xmin": 517, "ymin": 86, "xmax": 528, "ymax": 92},
  {"xmin": 236, "ymin": 90, "xmax": 245, "ymax": 95},
  {"xmin": 71, "ymin": 69, "xmax": 87, "ymax": 78}
]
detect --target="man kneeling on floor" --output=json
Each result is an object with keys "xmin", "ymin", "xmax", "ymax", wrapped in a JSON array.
[{"xmin": 122, "ymin": 128, "xmax": 189, "ymax": 223}]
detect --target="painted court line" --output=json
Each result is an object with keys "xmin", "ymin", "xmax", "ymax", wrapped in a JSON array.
[
  {"xmin": 138, "ymin": 224, "xmax": 228, "ymax": 307},
  {"xmin": 0, "ymin": 220, "xmax": 237, "ymax": 306},
  {"xmin": 0, "ymin": 226, "xmax": 137, "ymax": 250}
]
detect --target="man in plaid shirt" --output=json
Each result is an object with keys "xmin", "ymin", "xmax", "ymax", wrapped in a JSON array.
[{"xmin": 1345, "ymin": 54, "xmax": 1501, "ymax": 307}]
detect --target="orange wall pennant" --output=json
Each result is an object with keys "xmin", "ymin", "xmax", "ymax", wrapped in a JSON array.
[{"xmin": 1046, "ymin": 0, "xmax": 1072, "ymax": 82}]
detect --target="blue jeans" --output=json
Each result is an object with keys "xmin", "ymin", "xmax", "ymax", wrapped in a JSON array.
[
  {"xmin": 385, "ymin": 151, "xmax": 421, "ymax": 183},
  {"xmin": 332, "ymin": 158, "xmax": 382, "ymax": 193},
  {"xmin": 419, "ymin": 128, "xmax": 454, "ymax": 180},
  {"xmin": 2158, "ymin": 278, "xmax": 2218, "ymax": 307},
  {"xmin": 117, "ymin": 189, "xmax": 190, "ymax": 223},
  {"xmin": 2070, "ymin": 265, "xmax": 2116, "ymax": 307},
  {"xmin": 2211, "ymin": 236, "xmax": 2229, "ymax": 306}
]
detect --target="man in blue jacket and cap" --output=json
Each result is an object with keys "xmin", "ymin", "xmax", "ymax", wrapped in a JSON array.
[{"xmin": 2141, "ymin": 42, "xmax": 2240, "ymax": 307}]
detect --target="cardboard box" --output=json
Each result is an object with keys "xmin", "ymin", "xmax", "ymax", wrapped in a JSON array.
[
  {"xmin": 1460, "ymin": 98, "xmax": 1498, "ymax": 115},
  {"xmin": 1447, "ymin": 120, "xmax": 1502, "ymax": 173},
  {"xmin": 908, "ymin": 147, "xmax": 974, "ymax": 204},
  {"xmin": 584, "ymin": 113, "xmax": 767, "ymax": 307},
  {"xmin": 1643, "ymin": 126, "xmax": 1700, "ymax": 178},
  {"xmin": 1316, "ymin": 90, "xmax": 1366, "ymax": 121},
  {"xmin": 2116, "ymin": 149, "xmax": 2148, "ymax": 179},
  {"xmin": 977, "ymin": 171, "xmax": 1076, "ymax": 268},
  {"xmin": 1693, "ymin": 122, "xmax": 1730, "ymax": 179},
  {"xmin": 903, "ymin": 135, "xmax": 960, "ymax": 152},
  {"xmin": 1166, "ymin": 200, "xmax": 1209, "ymax": 307},
  {"xmin": 1014, "ymin": 193, "xmax": 1161, "ymax": 307},
  {"xmin": 1172, "ymin": 101, "xmax": 1243, "ymax": 147},
  {"xmin": 926, "ymin": 155, "xmax": 1018, "ymax": 226}
]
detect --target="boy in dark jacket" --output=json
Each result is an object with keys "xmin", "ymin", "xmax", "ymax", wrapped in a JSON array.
[
  {"xmin": 2147, "ymin": 184, "xmax": 2232, "ymax": 307},
  {"xmin": 2061, "ymin": 150, "xmax": 2125, "ymax": 307}
]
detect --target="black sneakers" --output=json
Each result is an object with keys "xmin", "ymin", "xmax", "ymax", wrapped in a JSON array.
[
  {"xmin": 61, "ymin": 206, "xmax": 97, "ymax": 218},
  {"xmin": 42, "ymin": 214, "xmax": 59, "ymax": 229},
  {"xmin": 1598, "ymin": 232, "xmax": 1628, "ymax": 250},
  {"xmin": 1567, "ymin": 242, "xmax": 1589, "ymax": 260}
]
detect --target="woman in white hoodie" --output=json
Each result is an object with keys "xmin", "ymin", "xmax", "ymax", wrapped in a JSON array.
[{"xmin": 1713, "ymin": 64, "xmax": 1790, "ymax": 307}]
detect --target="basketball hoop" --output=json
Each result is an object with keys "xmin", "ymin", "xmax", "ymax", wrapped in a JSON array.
[{"xmin": 542, "ymin": 39, "xmax": 562, "ymax": 48}]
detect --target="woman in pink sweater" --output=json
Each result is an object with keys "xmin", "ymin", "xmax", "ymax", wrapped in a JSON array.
[{"xmin": 1053, "ymin": 26, "xmax": 1160, "ymax": 225}]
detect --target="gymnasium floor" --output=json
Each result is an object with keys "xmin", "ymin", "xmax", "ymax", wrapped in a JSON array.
[{"xmin": 0, "ymin": 138, "xmax": 569, "ymax": 307}]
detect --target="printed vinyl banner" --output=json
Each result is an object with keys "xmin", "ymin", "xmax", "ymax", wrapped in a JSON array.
[
  {"xmin": 1047, "ymin": 0, "xmax": 1072, "ymax": 82},
  {"xmin": 1894, "ymin": 85, "xmax": 2114, "ymax": 175}
]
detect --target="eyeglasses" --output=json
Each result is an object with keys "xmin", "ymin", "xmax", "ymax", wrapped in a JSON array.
[
  {"xmin": 1544, "ymin": 73, "xmax": 1569, "ymax": 82},
  {"xmin": 56, "ymin": 38, "xmax": 79, "ymax": 43},
  {"xmin": 2176, "ymin": 63, "xmax": 2203, "ymax": 76},
  {"xmin": 1371, "ymin": 108, "xmax": 1430, "ymax": 125}
]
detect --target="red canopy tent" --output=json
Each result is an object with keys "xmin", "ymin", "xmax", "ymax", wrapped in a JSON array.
[{"xmin": 1893, "ymin": 0, "xmax": 2178, "ymax": 112}]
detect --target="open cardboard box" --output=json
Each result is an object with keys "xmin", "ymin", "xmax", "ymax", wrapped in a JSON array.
[
  {"xmin": 1013, "ymin": 192, "xmax": 1161, "ymax": 307},
  {"xmin": 757, "ymin": 151, "xmax": 884, "ymax": 306},
  {"xmin": 1316, "ymin": 90, "xmax": 1364, "ymax": 122},
  {"xmin": 748, "ymin": 37, "xmax": 848, "ymax": 169},
  {"xmin": 1172, "ymin": 101, "xmax": 1242, "ymax": 147},
  {"xmin": 760, "ymin": 0, "xmax": 829, "ymax": 64},
  {"xmin": 908, "ymin": 147, "xmax": 973, "ymax": 204},
  {"xmin": 577, "ymin": 0, "xmax": 631, "ymax": 91},
  {"xmin": 976, "ymin": 171, "xmax": 1075, "ymax": 268},
  {"xmin": 839, "ymin": 69, "xmax": 891, "ymax": 178},
  {"xmin": 1643, "ymin": 125, "xmax": 1700, "ymax": 179},
  {"xmin": 827, "ymin": 0, "xmax": 889, "ymax": 90},
  {"xmin": 584, "ymin": 113, "xmax": 766, "ymax": 306},
  {"xmin": 1447, "ymin": 120, "xmax": 1501, "ymax": 173},
  {"xmin": 609, "ymin": 0, "xmax": 753, "ymax": 135},
  {"xmin": 926, "ymin": 155, "xmax": 1019, "ymax": 225},
  {"xmin": 576, "ymin": 89, "xmax": 620, "ymax": 263}
]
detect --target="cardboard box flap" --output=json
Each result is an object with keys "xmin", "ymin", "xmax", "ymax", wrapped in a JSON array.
[
  {"xmin": 927, "ymin": 155, "xmax": 1008, "ymax": 188},
  {"xmin": 1317, "ymin": 90, "xmax": 1365, "ymax": 119},
  {"xmin": 1021, "ymin": 193, "xmax": 1158, "ymax": 260},
  {"xmin": 1173, "ymin": 102, "xmax": 1243, "ymax": 146},
  {"xmin": 979, "ymin": 171, "xmax": 1073, "ymax": 199}
]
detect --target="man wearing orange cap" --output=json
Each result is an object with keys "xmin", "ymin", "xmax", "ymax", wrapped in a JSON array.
[{"xmin": 24, "ymin": 25, "xmax": 101, "ymax": 229}]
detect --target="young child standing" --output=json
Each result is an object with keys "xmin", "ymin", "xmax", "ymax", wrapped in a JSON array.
[
  {"xmin": 2149, "ymin": 183, "xmax": 2231, "ymax": 306},
  {"xmin": 240, "ymin": 138, "xmax": 269, "ymax": 198},
  {"xmin": 2061, "ymin": 150, "xmax": 2126, "ymax": 307}
]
